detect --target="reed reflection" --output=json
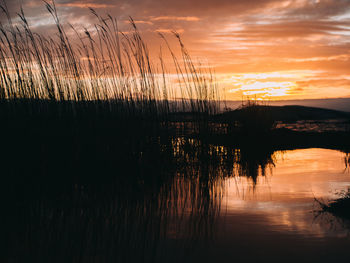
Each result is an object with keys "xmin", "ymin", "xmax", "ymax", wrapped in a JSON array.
[
  {"xmin": 2, "ymin": 138, "xmax": 231, "ymax": 263},
  {"xmin": 3, "ymin": 137, "xmax": 349, "ymax": 263}
]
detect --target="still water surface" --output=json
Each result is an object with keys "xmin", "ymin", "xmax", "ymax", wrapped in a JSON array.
[
  {"xmin": 162, "ymin": 148, "xmax": 349, "ymax": 263},
  {"xmin": 200, "ymin": 148, "xmax": 350, "ymax": 263},
  {"xmin": 5, "ymin": 147, "xmax": 350, "ymax": 263},
  {"xmin": 223, "ymin": 148, "xmax": 349, "ymax": 236}
]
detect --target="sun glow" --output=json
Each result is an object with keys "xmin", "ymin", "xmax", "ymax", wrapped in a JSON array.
[
  {"xmin": 238, "ymin": 81, "xmax": 296, "ymax": 98},
  {"xmin": 223, "ymin": 71, "xmax": 309, "ymax": 100}
]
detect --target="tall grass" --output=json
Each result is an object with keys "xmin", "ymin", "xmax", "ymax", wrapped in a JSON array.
[
  {"xmin": 0, "ymin": 1, "xmax": 219, "ymax": 128},
  {"xmin": 236, "ymin": 99, "xmax": 276, "ymax": 133}
]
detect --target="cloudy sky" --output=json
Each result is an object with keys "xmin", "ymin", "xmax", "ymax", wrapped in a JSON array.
[{"xmin": 4, "ymin": 0, "xmax": 350, "ymax": 100}]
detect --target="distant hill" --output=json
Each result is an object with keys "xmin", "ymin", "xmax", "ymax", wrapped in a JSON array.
[
  {"xmin": 215, "ymin": 105, "xmax": 350, "ymax": 122},
  {"xmin": 223, "ymin": 98, "xmax": 350, "ymax": 113}
]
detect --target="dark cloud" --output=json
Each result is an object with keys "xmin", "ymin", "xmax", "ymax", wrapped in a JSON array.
[
  {"xmin": 284, "ymin": 0, "xmax": 350, "ymax": 19},
  {"xmin": 2, "ymin": 0, "xmax": 276, "ymax": 17},
  {"xmin": 215, "ymin": 20, "xmax": 350, "ymax": 40}
]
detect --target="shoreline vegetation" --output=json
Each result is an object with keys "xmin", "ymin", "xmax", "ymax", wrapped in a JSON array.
[{"xmin": 316, "ymin": 189, "xmax": 350, "ymax": 221}]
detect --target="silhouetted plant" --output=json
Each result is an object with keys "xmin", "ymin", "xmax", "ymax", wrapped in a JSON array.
[
  {"xmin": 237, "ymin": 99, "xmax": 276, "ymax": 134},
  {"xmin": 316, "ymin": 188, "xmax": 350, "ymax": 220}
]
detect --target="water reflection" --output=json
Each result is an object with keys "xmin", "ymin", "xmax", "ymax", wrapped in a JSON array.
[
  {"xmin": 4, "ymin": 177, "xmax": 221, "ymax": 263},
  {"xmin": 2, "ymin": 141, "xmax": 350, "ymax": 262},
  {"xmin": 345, "ymin": 152, "xmax": 350, "ymax": 171},
  {"xmin": 223, "ymin": 149, "xmax": 350, "ymax": 235}
]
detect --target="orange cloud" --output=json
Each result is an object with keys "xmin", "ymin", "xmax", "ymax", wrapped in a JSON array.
[
  {"xmin": 57, "ymin": 2, "xmax": 116, "ymax": 9},
  {"xmin": 155, "ymin": 28, "xmax": 184, "ymax": 34},
  {"xmin": 151, "ymin": 16, "xmax": 200, "ymax": 22},
  {"xmin": 124, "ymin": 20, "xmax": 153, "ymax": 25}
]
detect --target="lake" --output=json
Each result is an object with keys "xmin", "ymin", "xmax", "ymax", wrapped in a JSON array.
[
  {"xmin": 3, "ymin": 147, "xmax": 350, "ymax": 263},
  {"xmin": 203, "ymin": 148, "xmax": 350, "ymax": 262}
]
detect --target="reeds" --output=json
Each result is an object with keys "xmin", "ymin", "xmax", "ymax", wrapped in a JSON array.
[{"xmin": 0, "ymin": 1, "xmax": 219, "ymax": 130}]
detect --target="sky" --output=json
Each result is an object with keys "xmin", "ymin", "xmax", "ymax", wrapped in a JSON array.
[{"xmin": 3, "ymin": 0, "xmax": 350, "ymax": 101}]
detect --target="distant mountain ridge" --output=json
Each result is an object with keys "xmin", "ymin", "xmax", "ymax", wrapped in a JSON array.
[
  {"xmin": 223, "ymin": 98, "xmax": 350, "ymax": 113},
  {"xmin": 216, "ymin": 105, "xmax": 350, "ymax": 122}
]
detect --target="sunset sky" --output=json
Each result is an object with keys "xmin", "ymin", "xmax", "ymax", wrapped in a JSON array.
[{"xmin": 4, "ymin": 0, "xmax": 350, "ymax": 100}]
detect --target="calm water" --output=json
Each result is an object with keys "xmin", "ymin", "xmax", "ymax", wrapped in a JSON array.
[
  {"xmin": 209, "ymin": 148, "xmax": 350, "ymax": 263},
  {"xmin": 276, "ymin": 119, "xmax": 350, "ymax": 132},
  {"xmin": 223, "ymin": 148, "xmax": 349, "ymax": 236},
  {"xmin": 4, "ymin": 147, "xmax": 350, "ymax": 263}
]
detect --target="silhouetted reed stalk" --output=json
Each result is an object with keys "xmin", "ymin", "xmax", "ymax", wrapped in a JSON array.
[{"xmin": 0, "ymin": 1, "xmax": 219, "ymax": 137}]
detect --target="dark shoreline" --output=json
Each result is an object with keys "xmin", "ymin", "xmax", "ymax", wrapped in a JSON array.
[{"xmin": 204, "ymin": 129, "xmax": 350, "ymax": 152}]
